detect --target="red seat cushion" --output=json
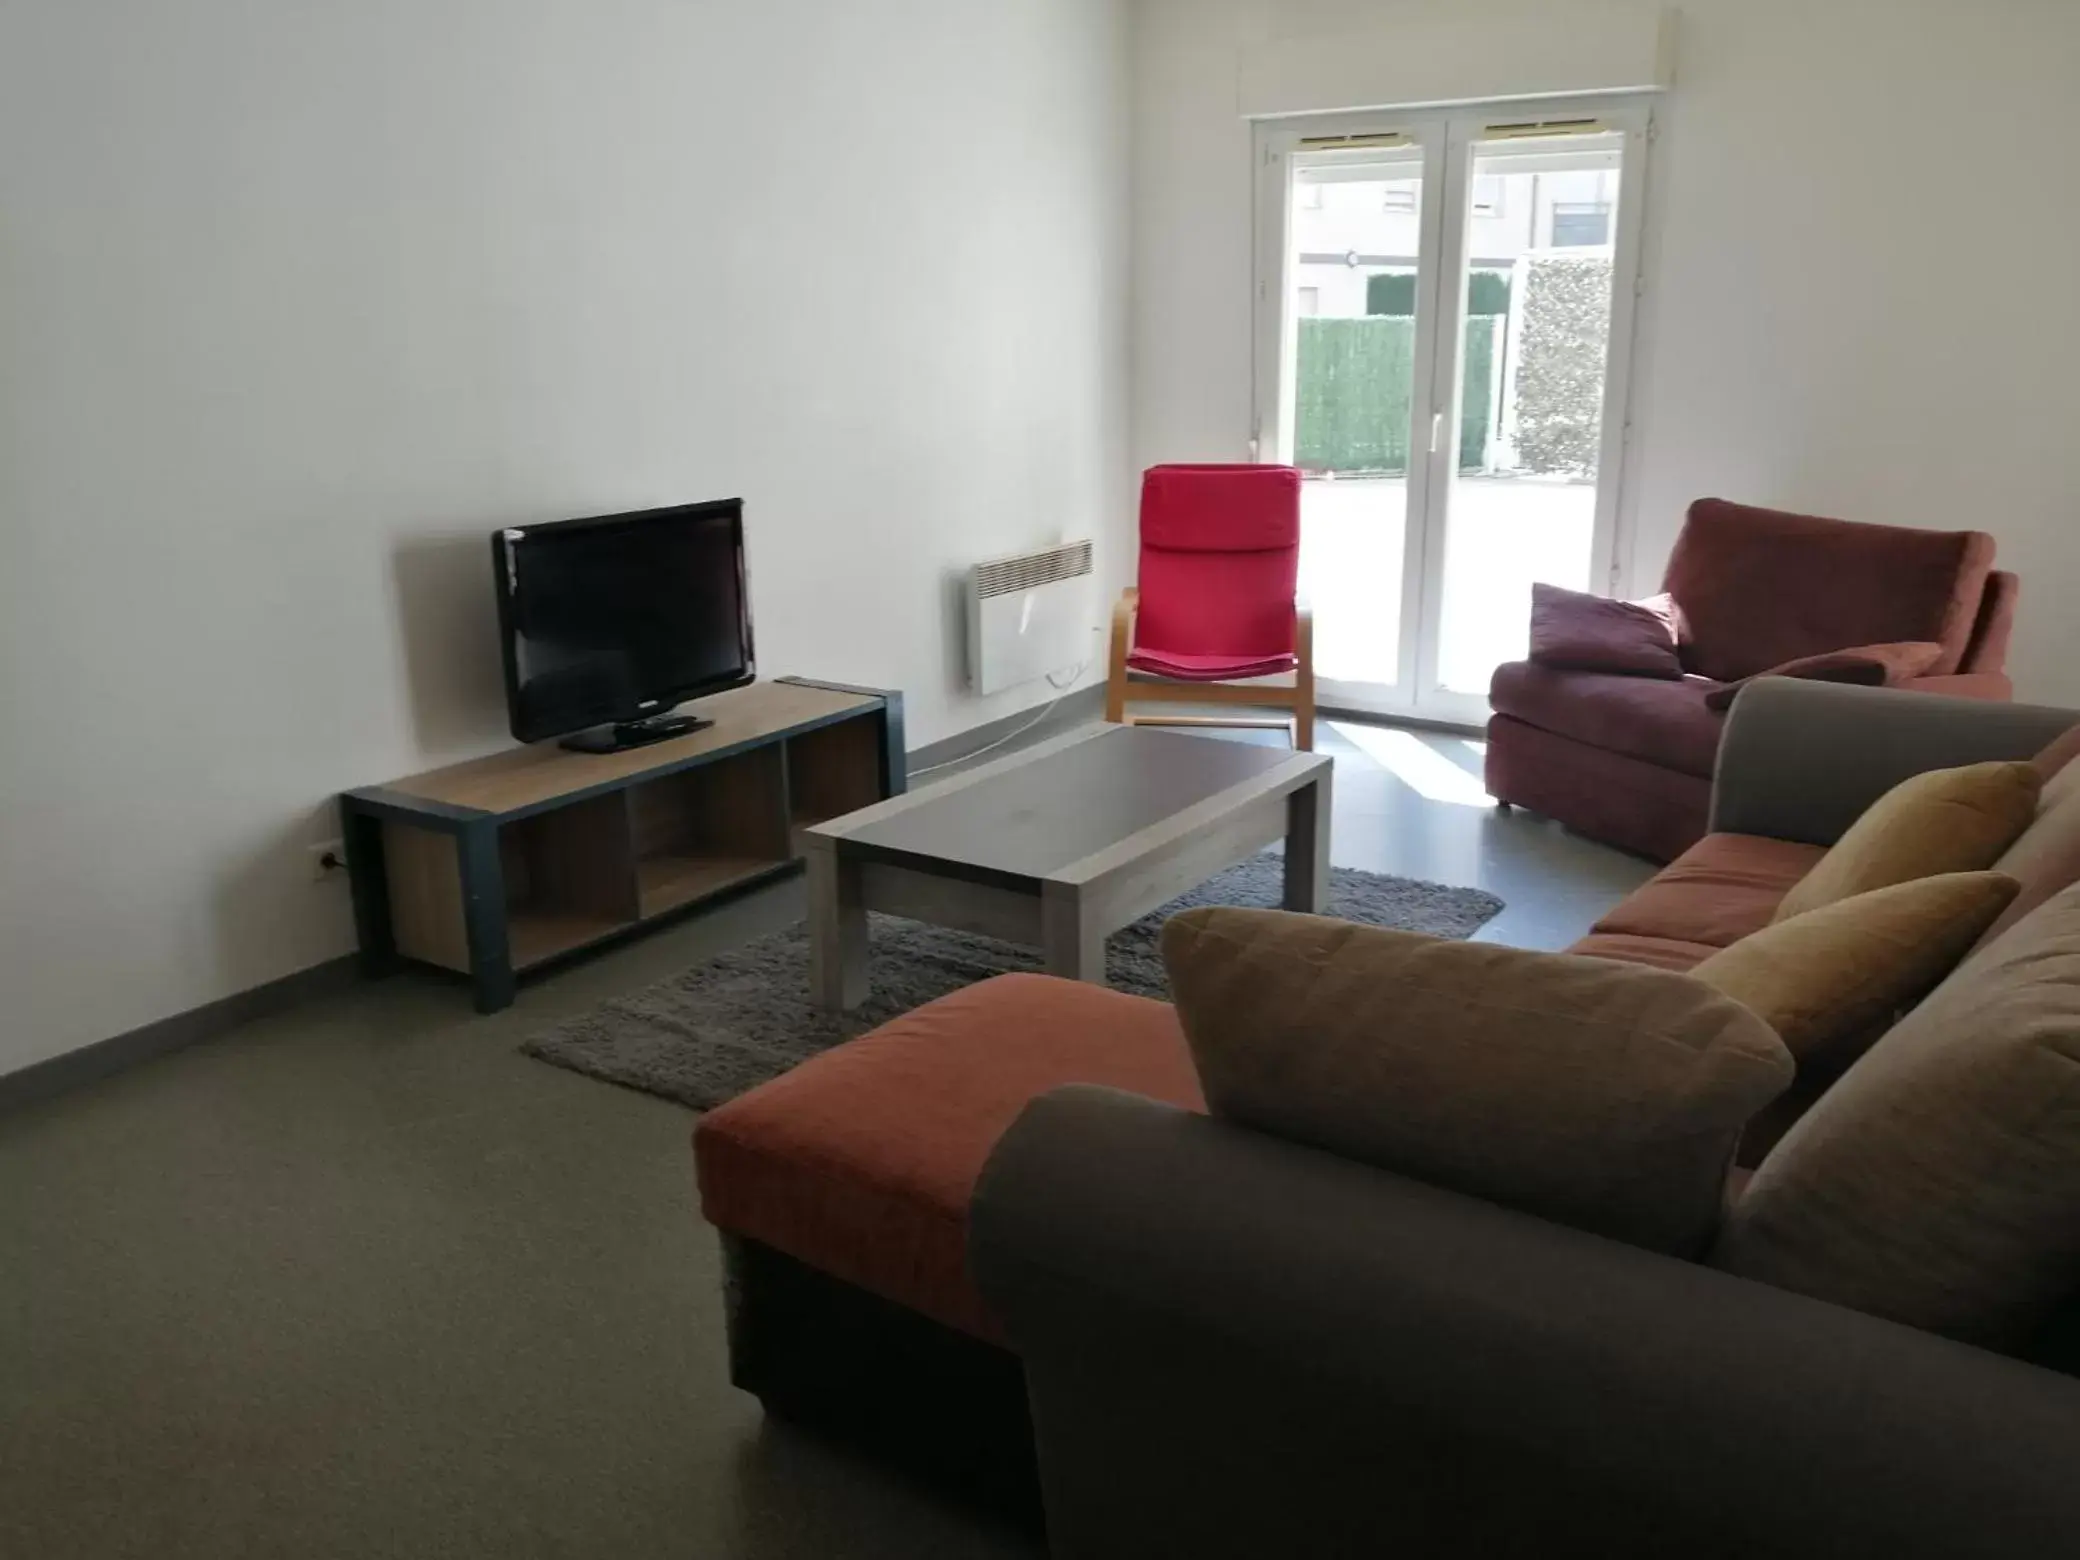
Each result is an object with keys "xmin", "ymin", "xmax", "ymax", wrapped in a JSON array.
[
  {"xmin": 1568, "ymin": 932, "xmax": 1723, "ymax": 973},
  {"xmin": 1589, "ymin": 833, "xmax": 1828, "ymax": 949},
  {"xmin": 1489, "ymin": 661, "xmax": 1727, "ymax": 778},
  {"xmin": 1127, "ymin": 648, "xmax": 1299, "ymax": 681},
  {"xmin": 694, "ymin": 974, "xmax": 1202, "ymax": 1344}
]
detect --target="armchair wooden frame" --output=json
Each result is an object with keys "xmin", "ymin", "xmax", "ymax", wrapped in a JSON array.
[{"xmin": 1104, "ymin": 588, "xmax": 1317, "ymax": 751}]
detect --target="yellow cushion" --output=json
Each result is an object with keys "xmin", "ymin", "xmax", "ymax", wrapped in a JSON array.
[
  {"xmin": 1691, "ymin": 873, "xmax": 2019, "ymax": 1067},
  {"xmin": 1773, "ymin": 762, "xmax": 2041, "ymax": 923},
  {"xmin": 1160, "ymin": 907, "xmax": 1792, "ymax": 1258}
]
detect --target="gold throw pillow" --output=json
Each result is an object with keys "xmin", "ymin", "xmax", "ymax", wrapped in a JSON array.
[
  {"xmin": 1161, "ymin": 908, "xmax": 1792, "ymax": 1259},
  {"xmin": 1691, "ymin": 873, "xmax": 2018, "ymax": 1068},
  {"xmin": 1773, "ymin": 762, "xmax": 2040, "ymax": 923}
]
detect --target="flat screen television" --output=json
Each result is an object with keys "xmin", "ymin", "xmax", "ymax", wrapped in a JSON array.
[{"xmin": 492, "ymin": 499, "xmax": 755, "ymax": 752}]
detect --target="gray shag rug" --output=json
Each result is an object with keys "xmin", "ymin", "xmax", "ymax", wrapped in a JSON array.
[{"xmin": 521, "ymin": 852, "xmax": 1503, "ymax": 1111}]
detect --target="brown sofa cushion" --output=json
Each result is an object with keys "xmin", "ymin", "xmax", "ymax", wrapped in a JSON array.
[
  {"xmin": 1690, "ymin": 873, "xmax": 2019, "ymax": 1068},
  {"xmin": 1774, "ymin": 762, "xmax": 2041, "ymax": 923},
  {"xmin": 1529, "ymin": 584, "xmax": 1685, "ymax": 678},
  {"xmin": 1593, "ymin": 833, "xmax": 1829, "ymax": 949},
  {"xmin": 1974, "ymin": 733, "xmax": 2080, "ymax": 952},
  {"xmin": 2032, "ymin": 724, "xmax": 2080, "ymax": 786},
  {"xmin": 1714, "ymin": 883, "xmax": 2080, "ymax": 1348},
  {"xmin": 1662, "ymin": 498, "xmax": 1996, "ymax": 682},
  {"xmin": 1490, "ymin": 661, "xmax": 1725, "ymax": 778},
  {"xmin": 1162, "ymin": 908, "xmax": 1793, "ymax": 1258},
  {"xmin": 694, "ymin": 973, "xmax": 1201, "ymax": 1343}
]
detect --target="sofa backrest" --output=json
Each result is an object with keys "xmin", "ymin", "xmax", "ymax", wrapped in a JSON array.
[
  {"xmin": 1662, "ymin": 499, "xmax": 1996, "ymax": 683},
  {"xmin": 1968, "ymin": 733, "xmax": 2080, "ymax": 954}
]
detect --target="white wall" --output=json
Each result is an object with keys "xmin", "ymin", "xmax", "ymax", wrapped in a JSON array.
[
  {"xmin": 1133, "ymin": 0, "xmax": 2080, "ymax": 698},
  {"xmin": 0, "ymin": 0, "xmax": 1131, "ymax": 1074}
]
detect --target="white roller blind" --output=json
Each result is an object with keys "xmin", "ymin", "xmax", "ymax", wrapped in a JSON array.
[{"xmin": 1239, "ymin": 0, "xmax": 1672, "ymax": 120}]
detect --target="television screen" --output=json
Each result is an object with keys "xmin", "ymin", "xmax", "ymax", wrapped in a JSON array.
[{"xmin": 493, "ymin": 499, "xmax": 754, "ymax": 744}]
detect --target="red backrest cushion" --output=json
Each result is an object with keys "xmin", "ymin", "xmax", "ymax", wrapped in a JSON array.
[
  {"xmin": 1140, "ymin": 464, "xmax": 1301, "ymax": 551},
  {"xmin": 1136, "ymin": 465, "xmax": 1302, "ymax": 658},
  {"xmin": 1661, "ymin": 499, "xmax": 1996, "ymax": 683}
]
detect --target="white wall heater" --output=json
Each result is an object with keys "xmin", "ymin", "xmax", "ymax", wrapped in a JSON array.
[{"xmin": 966, "ymin": 539, "xmax": 1097, "ymax": 696}]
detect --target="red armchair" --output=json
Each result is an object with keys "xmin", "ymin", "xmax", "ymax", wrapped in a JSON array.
[
  {"xmin": 1106, "ymin": 464, "xmax": 1317, "ymax": 750},
  {"xmin": 1485, "ymin": 498, "xmax": 2019, "ymax": 862}
]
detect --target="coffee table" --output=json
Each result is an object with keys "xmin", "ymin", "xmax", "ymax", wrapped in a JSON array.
[{"xmin": 802, "ymin": 724, "xmax": 1333, "ymax": 1011}]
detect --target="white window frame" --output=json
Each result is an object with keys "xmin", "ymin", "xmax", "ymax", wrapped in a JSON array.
[{"xmin": 1251, "ymin": 94, "xmax": 1655, "ymax": 725}]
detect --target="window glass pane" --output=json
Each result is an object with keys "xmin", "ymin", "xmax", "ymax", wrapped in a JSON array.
[
  {"xmin": 1436, "ymin": 137, "xmax": 1623, "ymax": 694},
  {"xmin": 1285, "ymin": 160, "xmax": 1424, "ymax": 688},
  {"xmin": 1550, "ymin": 203, "xmax": 1612, "ymax": 247}
]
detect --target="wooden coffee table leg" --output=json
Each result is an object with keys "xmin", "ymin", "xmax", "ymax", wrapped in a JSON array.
[
  {"xmin": 806, "ymin": 838, "xmax": 870, "ymax": 1011},
  {"xmin": 1282, "ymin": 769, "xmax": 1332, "ymax": 914},
  {"xmin": 1042, "ymin": 883, "xmax": 1108, "ymax": 986}
]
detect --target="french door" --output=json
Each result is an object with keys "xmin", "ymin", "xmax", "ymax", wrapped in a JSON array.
[{"xmin": 1253, "ymin": 101, "xmax": 1650, "ymax": 724}]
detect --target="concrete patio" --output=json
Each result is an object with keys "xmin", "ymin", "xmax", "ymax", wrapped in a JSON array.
[{"xmin": 1295, "ymin": 474, "xmax": 1598, "ymax": 693}]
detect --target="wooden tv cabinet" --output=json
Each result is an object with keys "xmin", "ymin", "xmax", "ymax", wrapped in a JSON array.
[{"xmin": 339, "ymin": 678, "xmax": 904, "ymax": 1012}]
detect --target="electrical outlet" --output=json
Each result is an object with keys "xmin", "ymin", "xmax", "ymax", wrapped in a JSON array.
[{"xmin": 308, "ymin": 840, "xmax": 349, "ymax": 884}]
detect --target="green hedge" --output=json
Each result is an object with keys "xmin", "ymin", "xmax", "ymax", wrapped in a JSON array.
[
  {"xmin": 1513, "ymin": 255, "xmax": 1611, "ymax": 476},
  {"xmin": 1294, "ymin": 316, "xmax": 1498, "ymax": 474},
  {"xmin": 1365, "ymin": 272, "xmax": 1417, "ymax": 317},
  {"xmin": 1364, "ymin": 269, "xmax": 1510, "ymax": 318},
  {"xmin": 1467, "ymin": 270, "xmax": 1511, "ymax": 317}
]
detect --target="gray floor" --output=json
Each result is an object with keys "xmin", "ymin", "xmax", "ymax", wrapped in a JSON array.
[{"xmin": 0, "ymin": 718, "xmax": 1652, "ymax": 1560}]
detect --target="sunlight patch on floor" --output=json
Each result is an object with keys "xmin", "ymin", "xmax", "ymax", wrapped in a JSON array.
[{"xmin": 1332, "ymin": 723, "xmax": 1496, "ymax": 808}]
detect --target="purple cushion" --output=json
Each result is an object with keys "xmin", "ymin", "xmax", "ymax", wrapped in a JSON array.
[{"xmin": 1529, "ymin": 584, "xmax": 1685, "ymax": 678}]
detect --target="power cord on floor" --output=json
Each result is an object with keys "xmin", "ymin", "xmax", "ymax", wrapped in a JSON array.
[{"xmin": 907, "ymin": 662, "xmax": 1091, "ymax": 780}]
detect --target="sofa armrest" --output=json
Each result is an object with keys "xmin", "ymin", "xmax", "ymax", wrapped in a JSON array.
[
  {"xmin": 972, "ymin": 1086, "xmax": 2080, "ymax": 1560},
  {"xmin": 1710, "ymin": 678, "xmax": 2075, "ymax": 846}
]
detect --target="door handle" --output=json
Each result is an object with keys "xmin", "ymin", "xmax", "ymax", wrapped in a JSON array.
[{"xmin": 1429, "ymin": 411, "xmax": 1445, "ymax": 456}]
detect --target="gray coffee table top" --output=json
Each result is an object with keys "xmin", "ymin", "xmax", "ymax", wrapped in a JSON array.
[
  {"xmin": 802, "ymin": 722, "xmax": 1334, "ymax": 1010},
  {"xmin": 818, "ymin": 724, "xmax": 1329, "ymax": 891}
]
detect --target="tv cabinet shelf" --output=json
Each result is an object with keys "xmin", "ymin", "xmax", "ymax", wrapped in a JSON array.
[
  {"xmin": 636, "ymin": 854, "xmax": 789, "ymax": 918},
  {"xmin": 510, "ymin": 913, "xmax": 631, "ymax": 971},
  {"xmin": 340, "ymin": 678, "xmax": 904, "ymax": 1012}
]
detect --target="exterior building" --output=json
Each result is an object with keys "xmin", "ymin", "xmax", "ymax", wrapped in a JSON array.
[{"xmin": 1294, "ymin": 168, "xmax": 1617, "ymax": 317}]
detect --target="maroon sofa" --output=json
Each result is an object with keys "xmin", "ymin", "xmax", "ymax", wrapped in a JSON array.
[{"xmin": 1485, "ymin": 498, "xmax": 2018, "ymax": 861}]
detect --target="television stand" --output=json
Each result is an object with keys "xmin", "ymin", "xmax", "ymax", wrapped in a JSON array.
[
  {"xmin": 560, "ymin": 713, "xmax": 715, "ymax": 755},
  {"xmin": 338, "ymin": 678, "xmax": 904, "ymax": 1013}
]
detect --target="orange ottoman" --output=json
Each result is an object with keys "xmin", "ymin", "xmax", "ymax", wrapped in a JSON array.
[{"xmin": 693, "ymin": 973, "xmax": 1201, "ymax": 1510}]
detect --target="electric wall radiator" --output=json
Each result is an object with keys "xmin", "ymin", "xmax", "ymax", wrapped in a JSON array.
[{"xmin": 966, "ymin": 539, "xmax": 1096, "ymax": 696}]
